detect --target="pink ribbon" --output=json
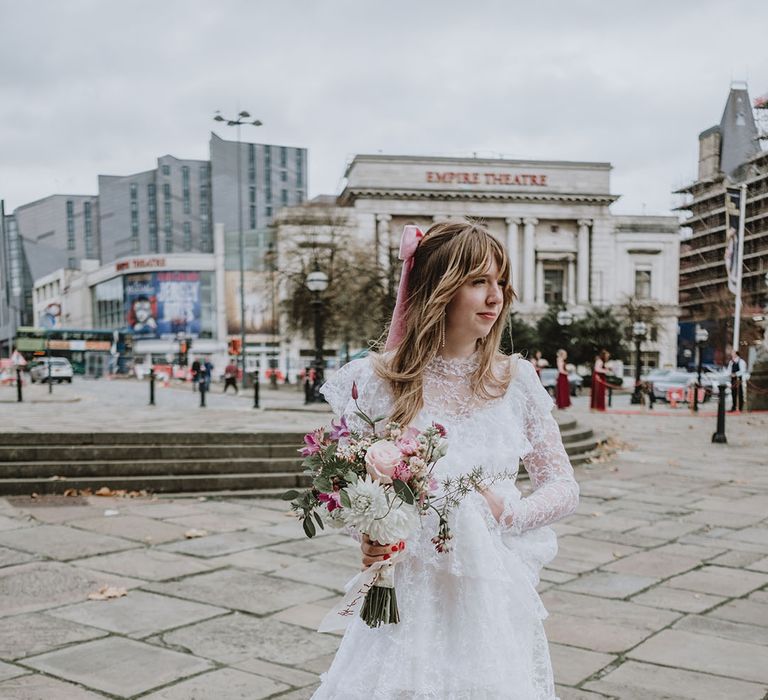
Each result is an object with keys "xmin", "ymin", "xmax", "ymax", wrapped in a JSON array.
[{"xmin": 384, "ymin": 225, "xmax": 424, "ymax": 351}]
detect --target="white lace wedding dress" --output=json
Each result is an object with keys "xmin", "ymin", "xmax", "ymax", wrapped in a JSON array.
[{"xmin": 312, "ymin": 352, "xmax": 579, "ymax": 700}]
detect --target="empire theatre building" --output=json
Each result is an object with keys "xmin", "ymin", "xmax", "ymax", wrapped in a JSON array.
[{"xmin": 333, "ymin": 155, "xmax": 680, "ymax": 367}]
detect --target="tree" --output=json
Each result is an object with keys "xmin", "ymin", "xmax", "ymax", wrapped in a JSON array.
[
  {"xmin": 533, "ymin": 305, "xmax": 575, "ymax": 365},
  {"xmin": 500, "ymin": 311, "xmax": 538, "ymax": 357},
  {"xmin": 279, "ymin": 205, "xmax": 390, "ymax": 358},
  {"xmin": 569, "ymin": 306, "xmax": 626, "ymax": 366}
]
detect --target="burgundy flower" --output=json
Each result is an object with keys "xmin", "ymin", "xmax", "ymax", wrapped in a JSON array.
[
  {"xmin": 351, "ymin": 381, "xmax": 359, "ymax": 400},
  {"xmin": 317, "ymin": 491, "xmax": 342, "ymax": 512},
  {"xmin": 432, "ymin": 422, "xmax": 447, "ymax": 438}
]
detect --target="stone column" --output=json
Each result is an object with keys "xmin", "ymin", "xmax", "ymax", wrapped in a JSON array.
[
  {"xmin": 376, "ymin": 214, "xmax": 392, "ymax": 270},
  {"xmin": 567, "ymin": 257, "xmax": 576, "ymax": 306},
  {"xmin": 505, "ymin": 217, "xmax": 521, "ymax": 291},
  {"xmin": 577, "ymin": 219, "xmax": 591, "ymax": 304},
  {"xmin": 523, "ymin": 217, "xmax": 538, "ymax": 304},
  {"xmin": 535, "ymin": 257, "xmax": 545, "ymax": 306}
]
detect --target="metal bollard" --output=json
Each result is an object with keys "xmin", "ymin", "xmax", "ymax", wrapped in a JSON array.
[
  {"xmin": 199, "ymin": 379, "xmax": 207, "ymax": 408},
  {"xmin": 16, "ymin": 369, "xmax": 22, "ymax": 403},
  {"xmin": 149, "ymin": 368, "xmax": 156, "ymax": 406},
  {"xmin": 711, "ymin": 382, "xmax": 727, "ymax": 444},
  {"xmin": 608, "ymin": 387, "xmax": 613, "ymax": 408},
  {"xmin": 253, "ymin": 370, "xmax": 260, "ymax": 408},
  {"xmin": 304, "ymin": 366, "xmax": 312, "ymax": 404}
]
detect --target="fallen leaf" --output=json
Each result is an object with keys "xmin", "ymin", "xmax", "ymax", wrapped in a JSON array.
[
  {"xmin": 88, "ymin": 585, "xmax": 127, "ymax": 600},
  {"xmin": 95, "ymin": 487, "xmax": 114, "ymax": 497},
  {"xmin": 184, "ymin": 528, "xmax": 208, "ymax": 539}
]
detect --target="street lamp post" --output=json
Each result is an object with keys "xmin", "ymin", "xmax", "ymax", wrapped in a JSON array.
[
  {"xmin": 305, "ymin": 266, "xmax": 328, "ymax": 403},
  {"xmin": 213, "ymin": 110, "xmax": 262, "ymax": 390},
  {"xmin": 630, "ymin": 321, "xmax": 647, "ymax": 405},
  {"xmin": 556, "ymin": 309, "xmax": 574, "ymax": 328},
  {"xmin": 693, "ymin": 326, "xmax": 709, "ymax": 413}
]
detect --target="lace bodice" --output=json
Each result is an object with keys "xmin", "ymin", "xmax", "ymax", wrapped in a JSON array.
[{"xmin": 320, "ymin": 353, "xmax": 579, "ymax": 535}]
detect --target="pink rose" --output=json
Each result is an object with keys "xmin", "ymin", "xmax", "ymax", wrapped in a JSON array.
[
  {"xmin": 395, "ymin": 427, "xmax": 420, "ymax": 456},
  {"xmin": 365, "ymin": 440, "xmax": 401, "ymax": 484}
]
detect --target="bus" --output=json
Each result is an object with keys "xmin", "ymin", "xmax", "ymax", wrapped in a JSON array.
[{"xmin": 14, "ymin": 327, "xmax": 134, "ymax": 376}]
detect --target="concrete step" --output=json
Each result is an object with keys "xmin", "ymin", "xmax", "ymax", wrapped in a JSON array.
[
  {"xmin": 559, "ymin": 427, "xmax": 595, "ymax": 444},
  {"xmin": 0, "ymin": 444, "xmax": 299, "ymax": 462},
  {"xmin": 0, "ymin": 472, "xmax": 313, "ymax": 496},
  {"xmin": 0, "ymin": 457, "xmax": 304, "ymax": 479},
  {"xmin": 0, "ymin": 432, "xmax": 304, "ymax": 447}
]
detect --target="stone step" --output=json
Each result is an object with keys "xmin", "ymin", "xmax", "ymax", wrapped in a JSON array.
[
  {"xmin": 0, "ymin": 457, "xmax": 304, "ymax": 479},
  {"xmin": 0, "ymin": 418, "xmax": 601, "ymax": 496},
  {"xmin": 0, "ymin": 471, "xmax": 313, "ymax": 496},
  {"xmin": 560, "ymin": 427, "xmax": 595, "ymax": 444},
  {"xmin": 0, "ymin": 444, "xmax": 299, "ymax": 462},
  {"xmin": 0, "ymin": 432, "xmax": 303, "ymax": 446}
]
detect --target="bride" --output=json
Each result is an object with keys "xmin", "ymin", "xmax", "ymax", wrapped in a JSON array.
[{"xmin": 313, "ymin": 220, "xmax": 579, "ymax": 699}]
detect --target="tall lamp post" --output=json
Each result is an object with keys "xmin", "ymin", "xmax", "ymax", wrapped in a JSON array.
[
  {"xmin": 213, "ymin": 110, "xmax": 262, "ymax": 389},
  {"xmin": 693, "ymin": 325, "xmax": 709, "ymax": 412},
  {"xmin": 306, "ymin": 265, "xmax": 328, "ymax": 402},
  {"xmin": 630, "ymin": 321, "xmax": 647, "ymax": 404}
]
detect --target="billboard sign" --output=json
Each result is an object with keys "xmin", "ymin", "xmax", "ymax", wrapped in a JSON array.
[
  {"xmin": 225, "ymin": 271, "xmax": 277, "ymax": 335},
  {"xmin": 125, "ymin": 271, "xmax": 201, "ymax": 338}
]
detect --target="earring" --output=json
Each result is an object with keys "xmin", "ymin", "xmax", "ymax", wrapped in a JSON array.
[{"xmin": 441, "ymin": 315, "xmax": 446, "ymax": 348}]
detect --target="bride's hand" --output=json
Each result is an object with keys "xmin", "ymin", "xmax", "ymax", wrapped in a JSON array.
[
  {"xmin": 479, "ymin": 488, "xmax": 505, "ymax": 523},
  {"xmin": 361, "ymin": 534, "xmax": 403, "ymax": 570}
]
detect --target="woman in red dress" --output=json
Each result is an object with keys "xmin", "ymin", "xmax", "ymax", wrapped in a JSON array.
[
  {"xmin": 555, "ymin": 349, "xmax": 571, "ymax": 409},
  {"xmin": 590, "ymin": 349, "xmax": 609, "ymax": 411}
]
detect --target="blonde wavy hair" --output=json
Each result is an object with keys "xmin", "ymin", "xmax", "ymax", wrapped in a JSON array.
[{"xmin": 371, "ymin": 219, "xmax": 516, "ymax": 426}]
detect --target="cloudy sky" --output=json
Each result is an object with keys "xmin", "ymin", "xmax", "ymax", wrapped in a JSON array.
[{"xmin": 2, "ymin": 0, "xmax": 768, "ymax": 215}]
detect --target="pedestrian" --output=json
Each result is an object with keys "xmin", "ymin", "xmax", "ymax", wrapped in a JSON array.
[
  {"xmin": 556, "ymin": 348, "xmax": 571, "ymax": 409},
  {"xmin": 727, "ymin": 350, "xmax": 746, "ymax": 412},
  {"xmin": 203, "ymin": 359, "xmax": 214, "ymax": 392},
  {"xmin": 190, "ymin": 357, "xmax": 200, "ymax": 392},
  {"xmin": 313, "ymin": 219, "xmax": 578, "ymax": 699},
  {"xmin": 590, "ymin": 349, "xmax": 609, "ymax": 411},
  {"xmin": 223, "ymin": 358, "xmax": 239, "ymax": 394}
]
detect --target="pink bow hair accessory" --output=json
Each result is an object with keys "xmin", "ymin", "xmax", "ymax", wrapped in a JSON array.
[{"xmin": 384, "ymin": 225, "xmax": 424, "ymax": 351}]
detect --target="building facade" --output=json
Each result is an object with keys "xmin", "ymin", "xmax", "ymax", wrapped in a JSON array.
[
  {"xmin": 676, "ymin": 84, "xmax": 768, "ymax": 363},
  {"xmin": 274, "ymin": 155, "xmax": 680, "ymax": 375},
  {"xmin": 210, "ymin": 132, "xmax": 308, "ymax": 236},
  {"xmin": 99, "ymin": 156, "xmax": 213, "ymax": 261},
  {"xmin": 340, "ymin": 154, "xmax": 680, "ymax": 367}
]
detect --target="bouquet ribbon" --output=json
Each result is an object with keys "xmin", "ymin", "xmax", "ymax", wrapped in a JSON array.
[{"xmin": 317, "ymin": 552, "xmax": 402, "ymax": 633}]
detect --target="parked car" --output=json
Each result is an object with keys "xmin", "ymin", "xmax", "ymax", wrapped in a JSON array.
[
  {"xmin": 29, "ymin": 357, "xmax": 74, "ymax": 383},
  {"xmin": 649, "ymin": 371, "xmax": 703, "ymax": 402},
  {"xmin": 539, "ymin": 368, "xmax": 583, "ymax": 397}
]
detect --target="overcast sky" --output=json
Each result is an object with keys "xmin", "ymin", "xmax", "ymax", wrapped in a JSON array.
[{"xmin": 2, "ymin": 0, "xmax": 768, "ymax": 216}]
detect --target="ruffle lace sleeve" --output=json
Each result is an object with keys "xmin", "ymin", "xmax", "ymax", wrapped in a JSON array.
[
  {"xmin": 319, "ymin": 356, "xmax": 390, "ymax": 434},
  {"xmin": 498, "ymin": 358, "xmax": 579, "ymax": 534}
]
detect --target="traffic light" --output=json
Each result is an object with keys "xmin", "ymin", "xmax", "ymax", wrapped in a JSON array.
[{"xmin": 178, "ymin": 339, "xmax": 191, "ymax": 366}]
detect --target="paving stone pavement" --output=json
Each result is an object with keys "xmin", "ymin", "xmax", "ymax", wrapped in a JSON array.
[{"xmin": 0, "ymin": 406, "xmax": 766, "ymax": 698}]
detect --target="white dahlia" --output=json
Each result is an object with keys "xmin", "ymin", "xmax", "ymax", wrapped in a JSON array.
[
  {"xmin": 367, "ymin": 500, "xmax": 420, "ymax": 545},
  {"xmin": 340, "ymin": 474, "xmax": 390, "ymax": 533}
]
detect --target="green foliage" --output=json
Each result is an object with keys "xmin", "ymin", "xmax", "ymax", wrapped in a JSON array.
[
  {"xmin": 535, "ymin": 305, "xmax": 573, "ymax": 364},
  {"xmin": 569, "ymin": 306, "xmax": 626, "ymax": 365},
  {"xmin": 500, "ymin": 311, "xmax": 538, "ymax": 357}
]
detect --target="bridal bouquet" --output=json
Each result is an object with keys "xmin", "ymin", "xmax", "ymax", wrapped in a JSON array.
[{"xmin": 283, "ymin": 381, "xmax": 507, "ymax": 629}]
